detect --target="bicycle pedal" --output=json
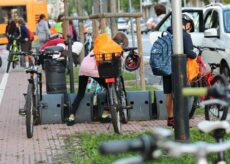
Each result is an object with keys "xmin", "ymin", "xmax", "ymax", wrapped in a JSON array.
[{"xmin": 19, "ymin": 108, "xmax": 26, "ymax": 116}]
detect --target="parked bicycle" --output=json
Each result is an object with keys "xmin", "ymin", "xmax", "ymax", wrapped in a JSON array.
[
  {"xmin": 17, "ymin": 50, "xmax": 42, "ymax": 138},
  {"xmin": 189, "ymin": 46, "xmax": 229, "ymax": 120},
  {"xmin": 100, "ymin": 120, "xmax": 230, "ymax": 164},
  {"xmin": 6, "ymin": 36, "xmax": 20, "ymax": 73},
  {"xmin": 95, "ymin": 47, "xmax": 139, "ymax": 134}
]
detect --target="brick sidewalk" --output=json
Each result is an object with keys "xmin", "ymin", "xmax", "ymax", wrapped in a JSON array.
[{"xmin": 0, "ymin": 71, "xmax": 202, "ymax": 164}]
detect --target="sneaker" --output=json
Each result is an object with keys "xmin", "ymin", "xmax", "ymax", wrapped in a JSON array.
[
  {"xmin": 167, "ymin": 118, "xmax": 174, "ymax": 127},
  {"xmin": 66, "ymin": 115, "xmax": 75, "ymax": 126},
  {"xmin": 100, "ymin": 111, "xmax": 111, "ymax": 123}
]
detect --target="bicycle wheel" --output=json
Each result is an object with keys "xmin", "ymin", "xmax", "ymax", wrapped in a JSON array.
[
  {"xmin": 205, "ymin": 75, "xmax": 229, "ymax": 121},
  {"xmin": 34, "ymin": 75, "xmax": 41, "ymax": 125},
  {"xmin": 117, "ymin": 77, "xmax": 128, "ymax": 123},
  {"xmin": 6, "ymin": 52, "xmax": 13, "ymax": 73},
  {"xmin": 12, "ymin": 61, "xmax": 16, "ymax": 69},
  {"xmin": 189, "ymin": 76, "xmax": 202, "ymax": 119},
  {"xmin": 108, "ymin": 83, "xmax": 121, "ymax": 134},
  {"xmin": 25, "ymin": 83, "xmax": 34, "ymax": 138}
]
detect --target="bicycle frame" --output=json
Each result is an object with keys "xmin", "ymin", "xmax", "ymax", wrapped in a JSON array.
[{"xmin": 6, "ymin": 38, "xmax": 20, "ymax": 73}]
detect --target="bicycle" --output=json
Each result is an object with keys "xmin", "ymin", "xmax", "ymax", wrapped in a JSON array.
[
  {"xmin": 189, "ymin": 46, "xmax": 229, "ymax": 120},
  {"xmin": 18, "ymin": 50, "xmax": 43, "ymax": 138},
  {"xmin": 6, "ymin": 36, "xmax": 20, "ymax": 73},
  {"xmin": 95, "ymin": 48, "xmax": 137, "ymax": 134},
  {"xmin": 99, "ymin": 120, "xmax": 230, "ymax": 164}
]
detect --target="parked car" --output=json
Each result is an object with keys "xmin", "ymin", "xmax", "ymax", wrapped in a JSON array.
[
  {"xmin": 117, "ymin": 18, "xmax": 129, "ymax": 33},
  {"xmin": 149, "ymin": 3, "xmax": 230, "ymax": 81},
  {"xmin": 128, "ymin": 18, "xmax": 148, "ymax": 34}
]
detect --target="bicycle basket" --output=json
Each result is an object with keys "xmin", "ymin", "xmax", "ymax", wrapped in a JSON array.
[{"xmin": 96, "ymin": 53, "xmax": 122, "ymax": 78}]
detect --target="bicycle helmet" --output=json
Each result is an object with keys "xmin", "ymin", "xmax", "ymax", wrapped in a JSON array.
[
  {"xmin": 182, "ymin": 13, "xmax": 194, "ymax": 32},
  {"xmin": 125, "ymin": 50, "xmax": 141, "ymax": 72}
]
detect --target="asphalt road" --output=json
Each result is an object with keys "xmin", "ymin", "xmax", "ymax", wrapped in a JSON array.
[{"xmin": 126, "ymin": 32, "xmax": 162, "ymax": 85}]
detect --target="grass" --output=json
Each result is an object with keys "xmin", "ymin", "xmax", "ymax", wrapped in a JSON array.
[
  {"xmin": 66, "ymin": 67, "xmax": 79, "ymax": 84},
  {"xmin": 59, "ymin": 129, "xmax": 230, "ymax": 164}
]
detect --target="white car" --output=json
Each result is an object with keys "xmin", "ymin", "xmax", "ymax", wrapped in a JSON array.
[
  {"xmin": 149, "ymin": 3, "xmax": 230, "ymax": 80},
  {"xmin": 117, "ymin": 18, "xmax": 129, "ymax": 33},
  {"xmin": 128, "ymin": 18, "xmax": 148, "ymax": 34}
]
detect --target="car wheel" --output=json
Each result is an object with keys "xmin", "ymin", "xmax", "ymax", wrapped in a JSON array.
[{"xmin": 220, "ymin": 63, "xmax": 230, "ymax": 82}]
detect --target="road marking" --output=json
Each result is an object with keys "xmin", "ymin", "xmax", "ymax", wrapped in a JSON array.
[{"xmin": 0, "ymin": 73, "xmax": 9, "ymax": 105}]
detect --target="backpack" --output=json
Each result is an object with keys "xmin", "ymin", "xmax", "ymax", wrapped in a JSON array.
[
  {"xmin": 27, "ymin": 27, "xmax": 34, "ymax": 41},
  {"xmin": 149, "ymin": 31, "xmax": 173, "ymax": 76}
]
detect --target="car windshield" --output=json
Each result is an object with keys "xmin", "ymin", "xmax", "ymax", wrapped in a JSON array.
[{"xmin": 223, "ymin": 10, "xmax": 230, "ymax": 33}]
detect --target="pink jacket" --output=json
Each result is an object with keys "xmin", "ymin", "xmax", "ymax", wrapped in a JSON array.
[{"xmin": 79, "ymin": 51, "xmax": 99, "ymax": 77}]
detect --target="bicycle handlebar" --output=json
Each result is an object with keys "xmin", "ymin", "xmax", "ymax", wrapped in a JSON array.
[
  {"xmin": 182, "ymin": 87, "xmax": 208, "ymax": 97},
  {"xmin": 99, "ymin": 125, "xmax": 230, "ymax": 164},
  {"xmin": 163, "ymin": 141, "xmax": 230, "ymax": 158},
  {"xmin": 100, "ymin": 135, "xmax": 155, "ymax": 155},
  {"xmin": 194, "ymin": 46, "xmax": 225, "ymax": 52},
  {"xmin": 182, "ymin": 86, "xmax": 226, "ymax": 98},
  {"xmin": 100, "ymin": 138, "xmax": 144, "ymax": 155},
  {"xmin": 123, "ymin": 47, "xmax": 137, "ymax": 52},
  {"xmin": 112, "ymin": 155, "xmax": 143, "ymax": 164}
]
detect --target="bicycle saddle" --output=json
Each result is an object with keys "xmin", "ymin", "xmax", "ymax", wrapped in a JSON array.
[
  {"xmin": 44, "ymin": 46, "xmax": 64, "ymax": 53},
  {"xmin": 198, "ymin": 120, "xmax": 230, "ymax": 134}
]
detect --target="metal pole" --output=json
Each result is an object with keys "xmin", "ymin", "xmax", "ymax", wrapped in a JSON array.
[
  {"xmin": 118, "ymin": 0, "xmax": 120, "ymax": 12},
  {"xmin": 128, "ymin": 0, "xmax": 135, "ymax": 47},
  {"xmin": 63, "ymin": 0, "xmax": 69, "ymax": 40},
  {"xmin": 172, "ymin": 0, "xmax": 189, "ymax": 142},
  {"xmin": 140, "ymin": 0, "xmax": 142, "ymax": 13},
  {"xmin": 67, "ymin": 35, "xmax": 75, "ymax": 93},
  {"xmin": 128, "ymin": 0, "xmax": 138, "ymax": 88},
  {"xmin": 77, "ymin": 0, "xmax": 85, "ymax": 62},
  {"xmin": 110, "ymin": 0, "xmax": 117, "ymax": 36}
]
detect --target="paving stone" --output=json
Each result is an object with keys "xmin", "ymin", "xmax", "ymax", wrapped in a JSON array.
[{"xmin": 0, "ymin": 71, "xmax": 203, "ymax": 163}]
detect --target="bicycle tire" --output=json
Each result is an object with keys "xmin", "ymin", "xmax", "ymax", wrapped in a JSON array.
[
  {"xmin": 34, "ymin": 75, "xmax": 41, "ymax": 125},
  {"xmin": 117, "ymin": 77, "xmax": 128, "ymax": 123},
  {"xmin": 108, "ymin": 83, "xmax": 121, "ymax": 134},
  {"xmin": 12, "ymin": 61, "xmax": 16, "ymax": 69},
  {"xmin": 25, "ymin": 83, "xmax": 34, "ymax": 138},
  {"xmin": 6, "ymin": 53, "xmax": 13, "ymax": 73},
  {"xmin": 205, "ymin": 75, "xmax": 229, "ymax": 121},
  {"xmin": 189, "ymin": 76, "xmax": 202, "ymax": 119}
]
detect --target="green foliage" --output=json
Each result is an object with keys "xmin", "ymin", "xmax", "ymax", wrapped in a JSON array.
[
  {"xmin": 224, "ymin": 0, "xmax": 230, "ymax": 4},
  {"xmin": 122, "ymin": 70, "xmax": 136, "ymax": 80},
  {"xmin": 66, "ymin": 67, "xmax": 79, "ymax": 83}
]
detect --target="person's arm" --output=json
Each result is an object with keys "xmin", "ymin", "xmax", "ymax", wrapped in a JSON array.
[
  {"xmin": 183, "ymin": 32, "xmax": 196, "ymax": 59},
  {"xmin": 45, "ymin": 21, "xmax": 50, "ymax": 37}
]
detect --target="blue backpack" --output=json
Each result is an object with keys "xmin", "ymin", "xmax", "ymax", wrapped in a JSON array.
[{"xmin": 149, "ymin": 31, "xmax": 173, "ymax": 76}]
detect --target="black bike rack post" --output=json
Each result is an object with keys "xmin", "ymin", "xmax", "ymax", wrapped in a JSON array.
[{"xmin": 67, "ymin": 34, "xmax": 75, "ymax": 93}]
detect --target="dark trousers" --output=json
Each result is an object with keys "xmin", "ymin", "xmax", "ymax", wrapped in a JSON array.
[{"xmin": 70, "ymin": 75, "xmax": 107, "ymax": 115}]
